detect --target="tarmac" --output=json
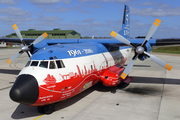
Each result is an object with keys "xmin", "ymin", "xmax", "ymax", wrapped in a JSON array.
[{"xmin": 0, "ymin": 48, "xmax": 180, "ymax": 120}]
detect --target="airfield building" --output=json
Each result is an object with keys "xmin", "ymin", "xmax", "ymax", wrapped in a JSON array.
[
  {"xmin": 0, "ymin": 42, "xmax": 6, "ymax": 47},
  {"xmin": 6, "ymin": 28, "xmax": 81, "ymax": 39}
]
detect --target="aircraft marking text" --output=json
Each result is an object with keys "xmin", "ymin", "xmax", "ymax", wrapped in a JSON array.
[{"xmin": 67, "ymin": 49, "xmax": 94, "ymax": 57}]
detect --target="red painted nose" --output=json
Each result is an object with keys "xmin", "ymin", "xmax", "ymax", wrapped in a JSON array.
[{"xmin": 9, "ymin": 74, "xmax": 39, "ymax": 105}]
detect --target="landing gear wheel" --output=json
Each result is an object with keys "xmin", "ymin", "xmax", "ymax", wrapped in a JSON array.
[
  {"xmin": 43, "ymin": 104, "xmax": 55, "ymax": 114},
  {"xmin": 37, "ymin": 106, "xmax": 44, "ymax": 114},
  {"xmin": 118, "ymin": 82, "xmax": 129, "ymax": 89},
  {"xmin": 37, "ymin": 104, "xmax": 55, "ymax": 114}
]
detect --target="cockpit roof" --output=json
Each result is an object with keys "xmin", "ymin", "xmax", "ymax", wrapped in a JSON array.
[{"xmin": 30, "ymin": 42, "xmax": 108, "ymax": 60}]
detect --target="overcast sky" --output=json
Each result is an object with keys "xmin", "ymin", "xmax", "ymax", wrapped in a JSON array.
[{"xmin": 0, "ymin": 0, "xmax": 180, "ymax": 38}]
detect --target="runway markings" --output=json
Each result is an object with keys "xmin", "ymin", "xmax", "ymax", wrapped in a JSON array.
[
  {"xmin": 135, "ymin": 59, "xmax": 139, "ymax": 63},
  {"xmin": 34, "ymin": 114, "xmax": 44, "ymax": 120},
  {"xmin": 33, "ymin": 98, "xmax": 72, "ymax": 120}
]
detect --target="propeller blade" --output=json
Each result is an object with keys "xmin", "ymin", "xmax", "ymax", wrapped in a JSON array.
[
  {"xmin": 12, "ymin": 24, "xmax": 26, "ymax": 46},
  {"xmin": 27, "ymin": 51, "xmax": 32, "ymax": 57},
  {"xmin": 141, "ymin": 19, "xmax": 161, "ymax": 47},
  {"xmin": 110, "ymin": 31, "xmax": 136, "ymax": 48},
  {"xmin": 121, "ymin": 54, "xmax": 139, "ymax": 79},
  {"xmin": 7, "ymin": 24, "xmax": 42, "ymax": 64},
  {"xmin": 144, "ymin": 51, "xmax": 172, "ymax": 71},
  {"xmin": 32, "ymin": 32, "xmax": 48, "ymax": 45},
  {"xmin": 7, "ymin": 51, "xmax": 24, "ymax": 64}
]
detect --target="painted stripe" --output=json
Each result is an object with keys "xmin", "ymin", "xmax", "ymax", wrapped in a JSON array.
[
  {"xmin": 13, "ymin": 26, "xmax": 18, "ymax": 30},
  {"xmin": 42, "ymin": 32, "xmax": 48, "ymax": 38},
  {"xmin": 155, "ymin": 19, "xmax": 161, "ymax": 23},
  {"xmin": 168, "ymin": 66, "xmax": 172, "ymax": 71},
  {"xmin": 113, "ymin": 32, "xmax": 117, "ymax": 37},
  {"xmin": 110, "ymin": 31, "xmax": 115, "ymax": 36},
  {"xmin": 7, "ymin": 59, "xmax": 11, "ymax": 64},
  {"xmin": 122, "ymin": 72, "xmax": 127, "ymax": 77},
  {"xmin": 44, "ymin": 32, "xmax": 48, "ymax": 37},
  {"xmin": 121, "ymin": 75, "xmax": 126, "ymax": 79},
  {"xmin": 165, "ymin": 64, "xmax": 169, "ymax": 69},
  {"xmin": 34, "ymin": 114, "xmax": 44, "ymax": 120},
  {"xmin": 121, "ymin": 72, "xmax": 127, "ymax": 80},
  {"xmin": 135, "ymin": 59, "xmax": 139, "ymax": 63},
  {"xmin": 42, "ymin": 34, "xmax": 45, "ymax": 38},
  {"xmin": 12, "ymin": 24, "xmax": 18, "ymax": 30},
  {"xmin": 153, "ymin": 22, "xmax": 159, "ymax": 26},
  {"xmin": 12, "ymin": 24, "xmax": 16, "ymax": 28}
]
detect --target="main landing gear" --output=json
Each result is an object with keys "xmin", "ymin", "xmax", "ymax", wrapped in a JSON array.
[{"xmin": 37, "ymin": 104, "xmax": 55, "ymax": 114}]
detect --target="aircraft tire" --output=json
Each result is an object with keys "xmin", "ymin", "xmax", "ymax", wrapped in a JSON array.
[
  {"xmin": 43, "ymin": 104, "xmax": 55, "ymax": 114},
  {"xmin": 37, "ymin": 106, "xmax": 44, "ymax": 114}
]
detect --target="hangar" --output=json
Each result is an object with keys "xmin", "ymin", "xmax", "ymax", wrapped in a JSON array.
[{"xmin": 6, "ymin": 28, "xmax": 81, "ymax": 39}]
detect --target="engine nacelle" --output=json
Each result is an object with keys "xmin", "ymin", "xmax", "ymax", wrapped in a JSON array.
[
  {"xmin": 136, "ymin": 42, "xmax": 152, "ymax": 61},
  {"xmin": 101, "ymin": 69, "xmax": 121, "ymax": 87},
  {"xmin": 100, "ymin": 66, "xmax": 133, "ymax": 87}
]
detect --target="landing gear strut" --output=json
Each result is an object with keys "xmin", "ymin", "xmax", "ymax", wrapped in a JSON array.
[{"xmin": 37, "ymin": 104, "xmax": 55, "ymax": 114}]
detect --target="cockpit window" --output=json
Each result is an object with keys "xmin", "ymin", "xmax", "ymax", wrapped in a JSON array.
[
  {"xmin": 26, "ymin": 60, "xmax": 65, "ymax": 69},
  {"xmin": 25, "ymin": 61, "xmax": 31, "ymax": 67},
  {"xmin": 56, "ymin": 60, "xmax": 65, "ymax": 68},
  {"xmin": 49, "ymin": 61, "xmax": 56, "ymax": 69},
  {"xmin": 39, "ymin": 61, "xmax": 48, "ymax": 68},
  {"xmin": 30, "ymin": 61, "xmax": 39, "ymax": 66}
]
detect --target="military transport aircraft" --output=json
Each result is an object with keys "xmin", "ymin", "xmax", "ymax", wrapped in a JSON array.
[{"xmin": 1, "ymin": 5, "xmax": 180, "ymax": 114}]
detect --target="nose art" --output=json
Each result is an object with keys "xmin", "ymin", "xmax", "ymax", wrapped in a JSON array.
[{"xmin": 9, "ymin": 74, "xmax": 39, "ymax": 105}]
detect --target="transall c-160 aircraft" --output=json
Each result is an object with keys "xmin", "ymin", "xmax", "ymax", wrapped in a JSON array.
[{"xmin": 1, "ymin": 5, "xmax": 180, "ymax": 114}]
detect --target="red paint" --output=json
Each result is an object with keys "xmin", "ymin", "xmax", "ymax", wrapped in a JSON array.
[
  {"xmin": 101, "ymin": 65, "xmax": 124, "ymax": 87},
  {"xmin": 31, "ymin": 59, "xmax": 132, "ymax": 106},
  {"xmin": 33, "ymin": 63, "xmax": 100, "ymax": 106},
  {"xmin": 43, "ymin": 74, "xmax": 56, "ymax": 85}
]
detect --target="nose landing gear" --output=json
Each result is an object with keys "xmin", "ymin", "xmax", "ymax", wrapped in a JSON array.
[{"xmin": 37, "ymin": 104, "xmax": 55, "ymax": 114}]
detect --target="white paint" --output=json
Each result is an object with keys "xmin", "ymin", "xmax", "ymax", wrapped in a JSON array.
[{"xmin": 19, "ymin": 48, "xmax": 132, "ymax": 86}]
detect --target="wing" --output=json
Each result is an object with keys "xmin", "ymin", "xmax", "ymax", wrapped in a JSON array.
[
  {"xmin": 0, "ymin": 37, "xmax": 35, "ymax": 45},
  {"xmin": 1, "ymin": 37, "xmax": 180, "ymax": 47},
  {"xmin": 155, "ymin": 38, "xmax": 180, "ymax": 46}
]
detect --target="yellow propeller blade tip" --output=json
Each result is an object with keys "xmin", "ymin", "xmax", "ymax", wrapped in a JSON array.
[
  {"xmin": 121, "ymin": 75, "xmax": 126, "ymax": 80},
  {"xmin": 12, "ymin": 24, "xmax": 17, "ymax": 28},
  {"xmin": 155, "ymin": 19, "xmax": 161, "ymax": 23},
  {"xmin": 42, "ymin": 32, "xmax": 48, "ymax": 38},
  {"xmin": 7, "ymin": 59, "xmax": 11, "ymax": 64},
  {"xmin": 44, "ymin": 32, "xmax": 48, "ymax": 37},
  {"xmin": 168, "ymin": 66, "xmax": 172, "ymax": 71},
  {"xmin": 110, "ymin": 31, "xmax": 115, "ymax": 36}
]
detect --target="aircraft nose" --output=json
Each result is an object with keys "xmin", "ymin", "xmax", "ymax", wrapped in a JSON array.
[{"xmin": 9, "ymin": 74, "xmax": 39, "ymax": 105}]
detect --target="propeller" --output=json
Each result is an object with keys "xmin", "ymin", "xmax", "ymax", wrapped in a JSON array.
[
  {"xmin": 110, "ymin": 19, "xmax": 172, "ymax": 80},
  {"xmin": 7, "ymin": 24, "xmax": 48, "ymax": 64}
]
